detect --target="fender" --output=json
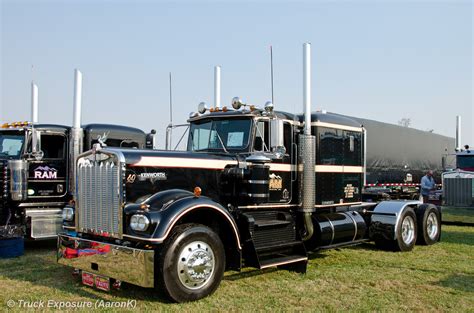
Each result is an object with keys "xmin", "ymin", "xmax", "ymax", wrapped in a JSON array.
[
  {"xmin": 123, "ymin": 191, "xmax": 242, "ymax": 250},
  {"xmin": 140, "ymin": 189, "xmax": 194, "ymax": 211},
  {"xmin": 368, "ymin": 200, "xmax": 421, "ymax": 241}
]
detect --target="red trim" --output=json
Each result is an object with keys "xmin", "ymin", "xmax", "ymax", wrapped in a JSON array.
[{"xmin": 365, "ymin": 183, "xmax": 420, "ymax": 187}]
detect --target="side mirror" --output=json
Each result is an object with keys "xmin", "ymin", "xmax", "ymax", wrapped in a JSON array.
[
  {"xmin": 270, "ymin": 119, "xmax": 286, "ymax": 158},
  {"xmin": 441, "ymin": 156, "xmax": 446, "ymax": 171},
  {"xmin": 31, "ymin": 129, "xmax": 43, "ymax": 160},
  {"xmin": 146, "ymin": 129, "xmax": 156, "ymax": 149}
]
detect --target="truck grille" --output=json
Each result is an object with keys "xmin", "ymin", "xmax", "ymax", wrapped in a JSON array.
[
  {"xmin": 76, "ymin": 154, "xmax": 122, "ymax": 238},
  {"xmin": 443, "ymin": 177, "xmax": 474, "ymax": 207}
]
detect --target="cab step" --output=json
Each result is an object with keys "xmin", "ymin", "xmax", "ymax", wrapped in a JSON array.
[
  {"xmin": 255, "ymin": 240, "xmax": 304, "ymax": 253},
  {"xmin": 259, "ymin": 254, "xmax": 308, "ymax": 270},
  {"xmin": 254, "ymin": 219, "xmax": 291, "ymax": 228},
  {"xmin": 241, "ymin": 211, "xmax": 308, "ymax": 273}
]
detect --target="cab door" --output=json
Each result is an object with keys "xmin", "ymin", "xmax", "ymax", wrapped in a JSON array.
[
  {"xmin": 342, "ymin": 130, "xmax": 363, "ymax": 202},
  {"xmin": 28, "ymin": 133, "xmax": 68, "ymax": 199},
  {"xmin": 254, "ymin": 120, "xmax": 293, "ymax": 203}
]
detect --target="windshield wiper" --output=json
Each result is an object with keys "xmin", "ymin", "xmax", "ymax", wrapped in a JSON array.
[{"xmin": 214, "ymin": 131, "xmax": 228, "ymax": 153}]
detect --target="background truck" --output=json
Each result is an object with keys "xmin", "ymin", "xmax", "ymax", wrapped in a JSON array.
[
  {"xmin": 348, "ymin": 116, "xmax": 455, "ymax": 202},
  {"xmin": 57, "ymin": 44, "xmax": 442, "ymax": 302},
  {"xmin": 0, "ymin": 70, "xmax": 154, "ymax": 240},
  {"xmin": 442, "ymin": 140, "xmax": 474, "ymax": 222},
  {"xmin": 442, "ymin": 115, "xmax": 474, "ymax": 209}
]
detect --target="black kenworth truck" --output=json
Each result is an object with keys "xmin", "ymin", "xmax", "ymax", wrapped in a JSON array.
[
  {"xmin": 58, "ymin": 44, "xmax": 442, "ymax": 302},
  {"xmin": 0, "ymin": 122, "xmax": 150, "ymax": 239}
]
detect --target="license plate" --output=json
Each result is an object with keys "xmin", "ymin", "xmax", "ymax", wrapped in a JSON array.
[
  {"xmin": 81, "ymin": 272, "xmax": 110, "ymax": 291},
  {"xmin": 82, "ymin": 272, "xmax": 95, "ymax": 287},
  {"xmin": 95, "ymin": 275, "xmax": 110, "ymax": 291}
]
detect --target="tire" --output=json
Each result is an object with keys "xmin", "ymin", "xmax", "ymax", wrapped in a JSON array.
[
  {"xmin": 376, "ymin": 207, "xmax": 417, "ymax": 252},
  {"xmin": 393, "ymin": 207, "xmax": 417, "ymax": 252},
  {"xmin": 156, "ymin": 223, "xmax": 225, "ymax": 303},
  {"xmin": 416, "ymin": 205, "xmax": 441, "ymax": 245}
]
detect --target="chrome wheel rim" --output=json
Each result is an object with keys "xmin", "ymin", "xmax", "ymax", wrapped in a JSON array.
[
  {"xmin": 401, "ymin": 215, "xmax": 415, "ymax": 245},
  {"xmin": 177, "ymin": 241, "xmax": 215, "ymax": 290},
  {"xmin": 426, "ymin": 212, "xmax": 439, "ymax": 240}
]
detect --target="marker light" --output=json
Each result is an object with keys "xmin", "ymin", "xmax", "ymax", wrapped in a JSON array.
[{"xmin": 194, "ymin": 186, "xmax": 202, "ymax": 197}]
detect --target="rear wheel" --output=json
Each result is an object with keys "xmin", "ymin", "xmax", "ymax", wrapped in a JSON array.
[
  {"xmin": 416, "ymin": 205, "xmax": 441, "ymax": 245},
  {"xmin": 157, "ymin": 223, "xmax": 225, "ymax": 303},
  {"xmin": 375, "ymin": 207, "xmax": 417, "ymax": 252},
  {"xmin": 398, "ymin": 211, "xmax": 417, "ymax": 251}
]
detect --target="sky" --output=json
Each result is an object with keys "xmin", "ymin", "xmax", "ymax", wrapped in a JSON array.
[{"xmin": 1, "ymin": 0, "xmax": 473, "ymax": 149}]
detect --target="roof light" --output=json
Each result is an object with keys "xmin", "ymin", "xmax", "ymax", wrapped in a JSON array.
[
  {"xmin": 231, "ymin": 97, "xmax": 244, "ymax": 110},
  {"xmin": 264, "ymin": 101, "xmax": 274, "ymax": 113},
  {"xmin": 198, "ymin": 102, "xmax": 208, "ymax": 114}
]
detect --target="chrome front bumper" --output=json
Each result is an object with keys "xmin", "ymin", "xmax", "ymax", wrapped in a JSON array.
[{"xmin": 57, "ymin": 234, "xmax": 155, "ymax": 288}]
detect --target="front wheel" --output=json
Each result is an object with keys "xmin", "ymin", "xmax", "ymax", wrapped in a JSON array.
[{"xmin": 157, "ymin": 223, "xmax": 225, "ymax": 303}]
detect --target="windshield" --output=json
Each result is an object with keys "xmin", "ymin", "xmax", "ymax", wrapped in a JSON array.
[
  {"xmin": 0, "ymin": 131, "xmax": 25, "ymax": 158},
  {"xmin": 187, "ymin": 118, "xmax": 252, "ymax": 152},
  {"xmin": 457, "ymin": 155, "xmax": 474, "ymax": 170}
]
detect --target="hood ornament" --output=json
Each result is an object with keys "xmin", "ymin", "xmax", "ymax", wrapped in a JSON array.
[{"xmin": 97, "ymin": 132, "xmax": 110, "ymax": 147}]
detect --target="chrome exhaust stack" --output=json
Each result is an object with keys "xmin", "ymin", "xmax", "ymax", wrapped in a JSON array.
[
  {"xmin": 214, "ymin": 65, "xmax": 221, "ymax": 108},
  {"xmin": 69, "ymin": 69, "xmax": 84, "ymax": 195},
  {"xmin": 299, "ymin": 43, "xmax": 316, "ymax": 241},
  {"xmin": 30, "ymin": 82, "xmax": 41, "ymax": 155},
  {"xmin": 455, "ymin": 115, "xmax": 462, "ymax": 151},
  {"xmin": 31, "ymin": 82, "xmax": 38, "ymax": 124}
]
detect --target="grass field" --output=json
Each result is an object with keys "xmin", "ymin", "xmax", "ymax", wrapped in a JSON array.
[
  {"xmin": 442, "ymin": 206, "xmax": 474, "ymax": 224},
  {"xmin": 1, "ymin": 225, "xmax": 473, "ymax": 312}
]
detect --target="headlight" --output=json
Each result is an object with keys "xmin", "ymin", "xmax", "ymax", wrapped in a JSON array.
[
  {"xmin": 62, "ymin": 207, "xmax": 74, "ymax": 221},
  {"xmin": 130, "ymin": 214, "xmax": 150, "ymax": 231}
]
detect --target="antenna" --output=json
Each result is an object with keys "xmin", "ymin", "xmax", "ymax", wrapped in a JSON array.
[
  {"xmin": 270, "ymin": 45, "xmax": 274, "ymax": 104},
  {"xmin": 169, "ymin": 72, "xmax": 173, "ymax": 125},
  {"xmin": 166, "ymin": 72, "xmax": 173, "ymax": 150}
]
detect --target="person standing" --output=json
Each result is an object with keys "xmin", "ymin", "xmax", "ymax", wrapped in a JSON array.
[{"xmin": 420, "ymin": 170, "xmax": 436, "ymax": 203}]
